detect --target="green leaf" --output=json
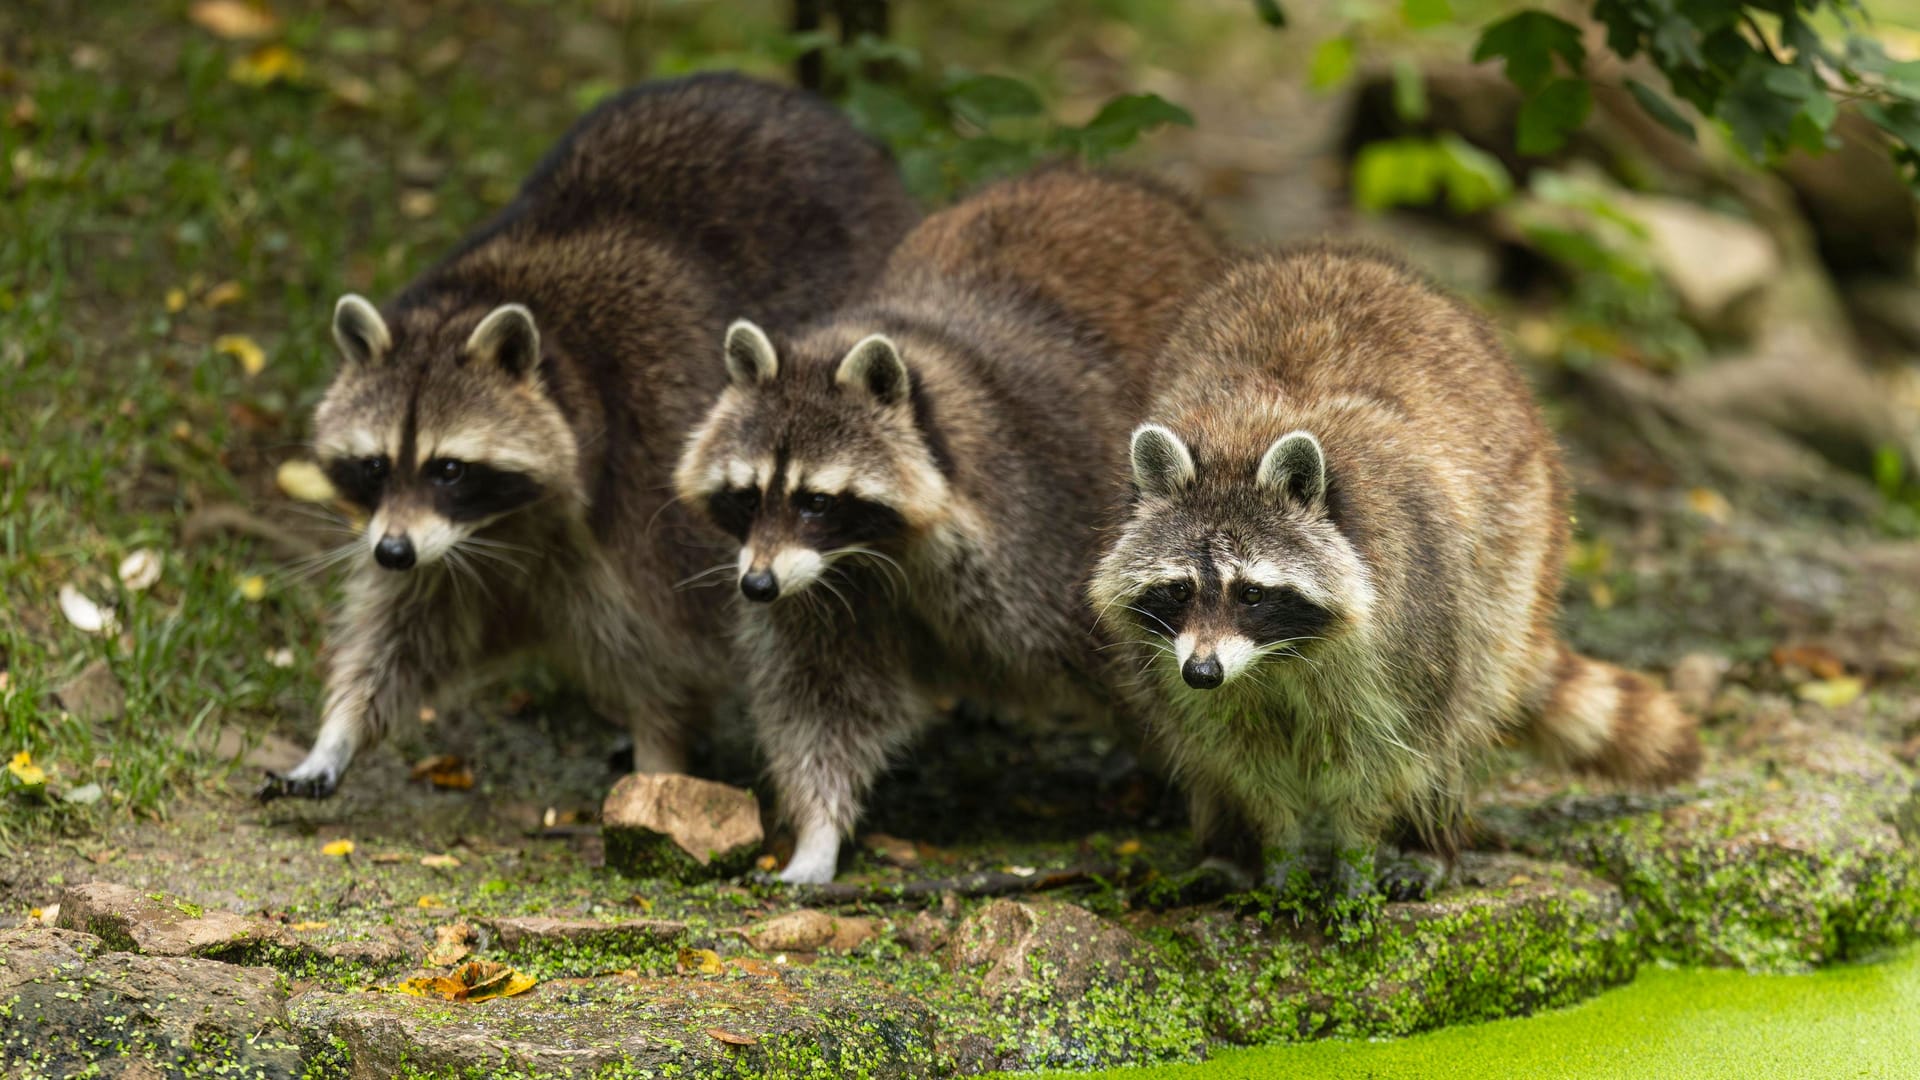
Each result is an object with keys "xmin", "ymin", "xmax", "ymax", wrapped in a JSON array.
[
  {"xmin": 843, "ymin": 80, "xmax": 928, "ymax": 141},
  {"xmin": 1474, "ymin": 11, "xmax": 1586, "ymax": 94},
  {"xmin": 1062, "ymin": 93, "xmax": 1194, "ymax": 160},
  {"xmin": 1626, "ymin": 78, "xmax": 1696, "ymax": 140},
  {"xmin": 1351, "ymin": 139, "xmax": 1441, "ymax": 213},
  {"xmin": 1253, "ymin": 0, "xmax": 1287, "ymax": 28},
  {"xmin": 944, "ymin": 74, "xmax": 1045, "ymax": 129},
  {"xmin": 1309, "ymin": 36, "xmax": 1356, "ymax": 92},
  {"xmin": 1392, "ymin": 57, "xmax": 1429, "ymax": 123},
  {"xmin": 1862, "ymin": 101, "xmax": 1920, "ymax": 154},
  {"xmin": 1516, "ymin": 78, "xmax": 1592, "ymax": 155},
  {"xmin": 1403, "ymin": 0, "xmax": 1450, "ymax": 30},
  {"xmin": 1719, "ymin": 60, "xmax": 1805, "ymax": 158},
  {"xmin": 1435, "ymin": 134, "xmax": 1513, "ymax": 213}
]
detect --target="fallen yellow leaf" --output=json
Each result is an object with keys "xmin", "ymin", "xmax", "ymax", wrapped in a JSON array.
[
  {"xmin": 289, "ymin": 920, "xmax": 329, "ymax": 931},
  {"xmin": 164, "ymin": 287, "xmax": 188, "ymax": 314},
  {"xmin": 417, "ymin": 895, "xmax": 443, "ymax": 908},
  {"xmin": 189, "ymin": 0, "xmax": 281, "ymax": 40},
  {"xmin": 238, "ymin": 575, "xmax": 267, "ymax": 602},
  {"xmin": 28, "ymin": 907, "xmax": 42, "ymax": 920},
  {"xmin": 678, "ymin": 947, "xmax": 724, "ymax": 975},
  {"xmin": 203, "ymin": 280, "xmax": 246, "ymax": 308},
  {"xmin": 321, "ymin": 839, "xmax": 355, "ymax": 858},
  {"xmin": 230, "ymin": 43, "xmax": 305, "ymax": 86},
  {"xmin": 394, "ymin": 960, "xmax": 536, "ymax": 1002},
  {"xmin": 214, "ymin": 334, "xmax": 267, "ymax": 376},
  {"xmin": 8, "ymin": 751, "xmax": 46, "ymax": 787},
  {"xmin": 420, "ymin": 854, "xmax": 461, "ymax": 869},
  {"xmin": 706, "ymin": 1027, "xmax": 757, "ymax": 1046},
  {"xmin": 1687, "ymin": 487, "xmax": 1733, "ymax": 526},
  {"xmin": 755, "ymin": 854, "xmax": 778, "ymax": 872},
  {"xmin": 275, "ymin": 459, "xmax": 336, "ymax": 503},
  {"xmin": 1114, "ymin": 838, "xmax": 1142, "ymax": 857},
  {"xmin": 1797, "ymin": 676, "xmax": 1865, "ymax": 710}
]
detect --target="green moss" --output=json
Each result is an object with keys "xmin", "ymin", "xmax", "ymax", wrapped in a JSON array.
[{"xmin": 1046, "ymin": 945, "xmax": 1920, "ymax": 1079}]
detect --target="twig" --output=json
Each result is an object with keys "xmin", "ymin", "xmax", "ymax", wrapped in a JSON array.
[{"xmin": 781, "ymin": 862, "xmax": 1139, "ymax": 906}]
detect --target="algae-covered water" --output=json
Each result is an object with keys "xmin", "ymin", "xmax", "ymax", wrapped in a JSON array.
[{"xmin": 1066, "ymin": 948, "xmax": 1920, "ymax": 1079}]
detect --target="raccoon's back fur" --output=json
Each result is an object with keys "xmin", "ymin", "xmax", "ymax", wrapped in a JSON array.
[
  {"xmin": 674, "ymin": 168, "xmax": 1224, "ymax": 881},
  {"xmin": 1090, "ymin": 245, "xmax": 1699, "ymax": 898},
  {"xmin": 266, "ymin": 74, "xmax": 918, "ymax": 799}
]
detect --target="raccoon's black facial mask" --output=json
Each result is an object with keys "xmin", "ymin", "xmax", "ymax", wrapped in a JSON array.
[
  {"xmin": 1131, "ymin": 577, "xmax": 1332, "ymax": 648},
  {"xmin": 325, "ymin": 455, "xmax": 392, "ymax": 510},
  {"xmin": 789, "ymin": 489, "xmax": 905, "ymax": 549},
  {"xmin": 422, "ymin": 457, "xmax": 546, "ymax": 522}
]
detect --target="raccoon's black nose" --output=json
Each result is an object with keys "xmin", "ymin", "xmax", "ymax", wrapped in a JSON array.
[
  {"xmin": 374, "ymin": 535, "xmax": 416, "ymax": 571},
  {"xmin": 1183, "ymin": 656, "xmax": 1224, "ymax": 690},
  {"xmin": 740, "ymin": 570, "xmax": 779, "ymax": 602}
]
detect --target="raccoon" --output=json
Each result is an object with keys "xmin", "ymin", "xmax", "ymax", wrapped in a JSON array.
[
  {"xmin": 259, "ymin": 73, "xmax": 918, "ymax": 800},
  {"xmin": 673, "ymin": 168, "xmax": 1224, "ymax": 882},
  {"xmin": 1090, "ymin": 246, "xmax": 1700, "ymax": 909}
]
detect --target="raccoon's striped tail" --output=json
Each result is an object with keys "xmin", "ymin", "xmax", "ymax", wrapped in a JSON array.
[{"xmin": 1525, "ymin": 644, "xmax": 1701, "ymax": 785}]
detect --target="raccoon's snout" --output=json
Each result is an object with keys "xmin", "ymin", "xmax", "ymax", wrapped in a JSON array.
[
  {"xmin": 740, "ymin": 570, "xmax": 779, "ymax": 602},
  {"xmin": 1183, "ymin": 655, "xmax": 1225, "ymax": 690},
  {"xmin": 374, "ymin": 535, "xmax": 417, "ymax": 571}
]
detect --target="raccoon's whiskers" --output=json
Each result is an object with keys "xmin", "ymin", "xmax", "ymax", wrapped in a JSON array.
[
  {"xmin": 822, "ymin": 546, "xmax": 906, "ymax": 600},
  {"xmin": 674, "ymin": 562, "xmax": 740, "ymax": 591},
  {"xmin": 280, "ymin": 541, "xmax": 362, "ymax": 581},
  {"xmin": 813, "ymin": 571, "xmax": 858, "ymax": 622}
]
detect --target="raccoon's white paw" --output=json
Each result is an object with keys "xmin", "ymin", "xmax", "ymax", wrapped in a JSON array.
[
  {"xmin": 258, "ymin": 745, "xmax": 351, "ymax": 802},
  {"xmin": 777, "ymin": 828, "xmax": 841, "ymax": 884}
]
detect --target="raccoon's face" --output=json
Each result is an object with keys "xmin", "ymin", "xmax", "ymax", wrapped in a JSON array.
[
  {"xmin": 674, "ymin": 320, "xmax": 947, "ymax": 603},
  {"xmin": 1091, "ymin": 424, "xmax": 1373, "ymax": 692},
  {"xmin": 311, "ymin": 295, "xmax": 579, "ymax": 572}
]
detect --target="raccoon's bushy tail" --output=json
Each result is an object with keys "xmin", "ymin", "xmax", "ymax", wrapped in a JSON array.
[{"xmin": 1525, "ymin": 643, "xmax": 1701, "ymax": 785}]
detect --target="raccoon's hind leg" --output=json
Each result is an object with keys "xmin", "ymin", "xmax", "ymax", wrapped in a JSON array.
[{"xmin": 261, "ymin": 577, "xmax": 472, "ymax": 801}]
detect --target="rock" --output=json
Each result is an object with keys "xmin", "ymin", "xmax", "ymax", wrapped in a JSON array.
[
  {"xmin": 292, "ymin": 967, "xmax": 937, "ymax": 1079},
  {"xmin": 477, "ymin": 915, "xmax": 685, "ymax": 961},
  {"xmin": 1619, "ymin": 194, "xmax": 1778, "ymax": 335},
  {"xmin": 944, "ymin": 899, "xmax": 1204, "ymax": 1071},
  {"xmin": 738, "ymin": 908, "xmax": 877, "ymax": 953},
  {"xmin": 1669, "ymin": 652, "xmax": 1730, "ymax": 717},
  {"xmin": 600, "ymin": 773, "xmax": 763, "ymax": 881},
  {"xmin": 1490, "ymin": 782, "xmax": 1920, "ymax": 971},
  {"xmin": 899, "ymin": 909, "xmax": 952, "ymax": 954},
  {"xmin": 55, "ymin": 881, "xmax": 285, "ymax": 960},
  {"xmin": 179, "ymin": 724, "xmax": 305, "ymax": 773},
  {"xmin": 1158, "ymin": 853, "xmax": 1637, "ymax": 1045},
  {"xmin": 53, "ymin": 659, "xmax": 124, "ymax": 723},
  {"xmin": 950, "ymin": 898, "xmax": 1157, "ymax": 1000},
  {"xmin": 0, "ymin": 926, "xmax": 299, "ymax": 1078},
  {"xmin": 1779, "ymin": 108, "xmax": 1918, "ymax": 279}
]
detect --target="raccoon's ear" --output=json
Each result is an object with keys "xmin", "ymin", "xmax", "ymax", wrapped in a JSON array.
[
  {"xmin": 724, "ymin": 320, "xmax": 779, "ymax": 386},
  {"xmin": 466, "ymin": 304, "xmax": 541, "ymax": 380},
  {"xmin": 1130, "ymin": 424, "xmax": 1195, "ymax": 497},
  {"xmin": 332, "ymin": 294, "xmax": 391, "ymax": 367},
  {"xmin": 836, "ymin": 334, "xmax": 908, "ymax": 405},
  {"xmin": 1257, "ymin": 430, "xmax": 1326, "ymax": 505}
]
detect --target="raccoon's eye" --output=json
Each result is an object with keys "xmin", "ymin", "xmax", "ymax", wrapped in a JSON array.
[
  {"xmin": 1239, "ymin": 586, "xmax": 1264, "ymax": 605},
  {"xmin": 798, "ymin": 492, "xmax": 837, "ymax": 518},
  {"xmin": 1164, "ymin": 581, "xmax": 1193, "ymax": 604},
  {"xmin": 428, "ymin": 458, "xmax": 467, "ymax": 486},
  {"xmin": 363, "ymin": 456, "xmax": 390, "ymax": 482}
]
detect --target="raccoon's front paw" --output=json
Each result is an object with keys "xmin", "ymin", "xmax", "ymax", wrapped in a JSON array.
[
  {"xmin": 775, "ymin": 858, "xmax": 837, "ymax": 886},
  {"xmin": 1324, "ymin": 848, "xmax": 1384, "ymax": 939},
  {"xmin": 256, "ymin": 767, "xmax": 340, "ymax": 802},
  {"xmin": 1376, "ymin": 850, "xmax": 1448, "ymax": 902}
]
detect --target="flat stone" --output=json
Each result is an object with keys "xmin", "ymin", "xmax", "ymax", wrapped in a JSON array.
[
  {"xmin": 600, "ymin": 772, "xmax": 763, "ymax": 882},
  {"xmin": 738, "ymin": 907, "xmax": 877, "ymax": 953},
  {"xmin": 53, "ymin": 659, "xmax": 125, "ymax": 724},
  {"xmin": 477, "ymin": 914, "xmax": 686, "ymax": 953},
  {"xmin": 291, "ymin": 967, "xmax": 938, "ymax": 1079},
  {"xmin": 1151, "ymin": 853, "xmax": 1637, "ymax": 1045},
  {"xmin": 0, "ymin": 926, "xmax": 299, "ymax": 1078},
  {"xmin": 1620, "ymin": 194, "xmax": 1777, "ymax": 333},
  {"xmin": 55, "ymin": 880, "xmax": 286, "ymax": 960}
]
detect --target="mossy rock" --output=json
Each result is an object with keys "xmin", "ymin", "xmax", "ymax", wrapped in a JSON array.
[
  {"xmin": 291, "ymin": 966, "xmax": 938, "ymax": 1079},
  {"xmin": 1492, "ymin": 784, "xmax": 1920, "ymax": 972},
  {"xmin": 1145, "ymin": 853, "xmax": 1638, "ymax": 1044},
  {"xmin": 601, "ymin": 773, "xmax": 765, "ymax": 884}
]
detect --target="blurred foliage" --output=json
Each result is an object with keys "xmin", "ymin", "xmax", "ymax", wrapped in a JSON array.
[{"xmin": 807, "ymin": 34, "xmax": 1193, "ymax": 200}]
